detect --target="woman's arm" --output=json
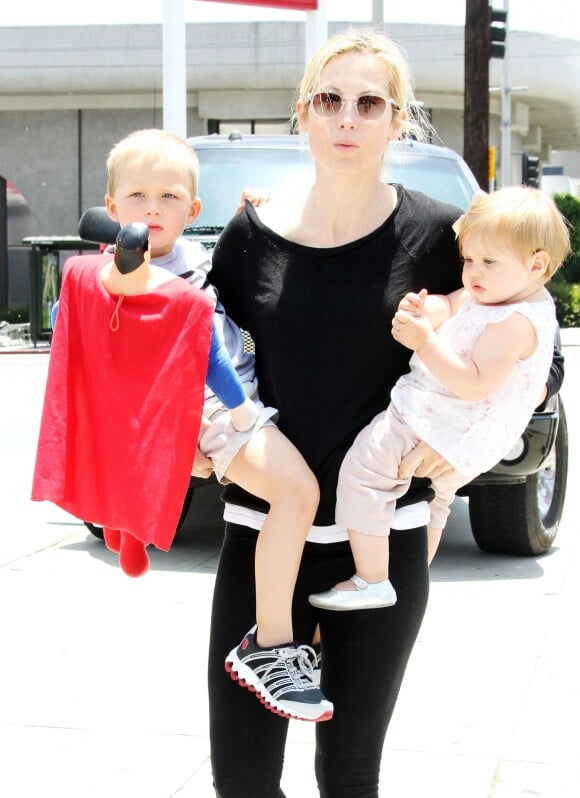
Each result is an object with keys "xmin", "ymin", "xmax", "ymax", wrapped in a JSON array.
[{"xmin": 538, "ymin": 338, "xmax": 564, "ymax": 407}]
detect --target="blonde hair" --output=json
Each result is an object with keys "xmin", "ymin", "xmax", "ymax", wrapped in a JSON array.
[
  {"xmin": 456, "ymin": 187, "xmax": 571, "ymax": 282},
  {"xmin": 106, "ymin": 128, "xmax": 199, "ymax": 198},
  {"xmin": 294, "ymin": 27, "xmax": 431, "ymax": 141}
]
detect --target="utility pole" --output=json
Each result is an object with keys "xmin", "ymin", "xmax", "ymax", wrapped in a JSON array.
[
  {"xmin": 500, "ymin": 0, "xmax": 511, "ymax": 186},
  {"xmin": 464, "ymin": 0, "xmax": 490, "ymax": 188}
]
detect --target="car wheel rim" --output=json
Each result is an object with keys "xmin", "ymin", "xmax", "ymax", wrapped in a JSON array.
[{"xmin": 537, "ymin": 450, "xmax": 556, "ymax": 520}]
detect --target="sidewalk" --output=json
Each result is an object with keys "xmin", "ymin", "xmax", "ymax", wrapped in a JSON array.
[{"xmin": 1, "ymin": 345, "xmax": 579, "ymax": 797}]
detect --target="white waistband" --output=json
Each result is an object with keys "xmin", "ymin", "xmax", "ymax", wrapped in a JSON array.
[{"xmin": 223, "ymin": 501, "xmax": 430, "ymax": 544}]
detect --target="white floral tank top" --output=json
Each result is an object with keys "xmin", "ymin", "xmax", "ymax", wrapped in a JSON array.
[{"xmin": 390, "ymin": 294, "xmax": 557, "ymax": 475}]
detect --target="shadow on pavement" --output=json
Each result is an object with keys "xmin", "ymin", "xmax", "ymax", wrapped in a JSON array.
[{"xmin": 431, "ymin": 497, "xmax": 550, "ymax": 583}]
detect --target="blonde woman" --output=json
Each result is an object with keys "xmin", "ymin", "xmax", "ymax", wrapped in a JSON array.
[{"xmin": 205, "ymin": 29, "xmax": 563, "ymax": 797}]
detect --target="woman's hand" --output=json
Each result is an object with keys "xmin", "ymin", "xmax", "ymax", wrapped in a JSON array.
[
  {"xmin": 399, "ymin": 441, "xmax": 454, "ymax": 479},
  {"xmin": 191, "ymin": 448, "xmax": 214, "ymax": 479}
]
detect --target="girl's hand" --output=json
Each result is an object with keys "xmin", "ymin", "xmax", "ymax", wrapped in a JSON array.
[
  {"xmin": 398, "ymin": 288, "xmax": 427, "ymax": 316},
  {"xmin": 392, "ymin": 309, "xmax": 433, "ymax": 351}
]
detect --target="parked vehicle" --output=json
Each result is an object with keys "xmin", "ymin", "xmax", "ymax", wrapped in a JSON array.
[{"xmin": 80, "ymin": 133, "xmax": 568, "ymax": 556}]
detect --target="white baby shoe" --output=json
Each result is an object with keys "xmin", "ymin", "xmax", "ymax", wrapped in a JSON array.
[{"xmin": 308, "ymin": 574, "xmax": 397, "ymax": 611}]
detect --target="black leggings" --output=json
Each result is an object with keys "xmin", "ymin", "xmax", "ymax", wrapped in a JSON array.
[{"xmin": 208, "ymin": 522, "xmax": 429, "ymax": 798}]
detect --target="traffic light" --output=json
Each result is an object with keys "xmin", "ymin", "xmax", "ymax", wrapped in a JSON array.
[
  {"xmin": 489, "ymin": 5, "xmax": 507, "ymax": 59},
  {"xmin": 522, "ymin": 152, "xmax": 541, "ymax": 188}
]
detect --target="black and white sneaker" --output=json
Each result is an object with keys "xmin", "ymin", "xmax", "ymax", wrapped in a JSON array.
[{"xmin": 225, "ymin": 626, "xmax": 333, "ymax": 722}]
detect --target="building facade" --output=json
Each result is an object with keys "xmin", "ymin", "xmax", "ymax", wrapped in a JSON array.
[{"xmin": 1, "ymin": 19, "xmax": 579, "ymax": 305}]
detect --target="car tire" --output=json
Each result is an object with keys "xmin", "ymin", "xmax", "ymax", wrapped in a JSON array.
[
  {"xmin": 84, "ymin": 521, "xmax": 104, "ymax": 540},
  {"xmin": 467, "ymin": 400, "xmax": 568, "ymax": 556}
]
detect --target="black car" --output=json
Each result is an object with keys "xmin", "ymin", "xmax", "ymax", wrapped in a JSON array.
[{"xmin": 80, "ymin": 133, "xmax": 568, "ymax": 557}]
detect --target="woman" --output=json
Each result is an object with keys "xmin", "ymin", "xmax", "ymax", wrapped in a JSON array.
[{"xmin": 204, "ymin": 28, "xmax": 562, "ymax": 797}]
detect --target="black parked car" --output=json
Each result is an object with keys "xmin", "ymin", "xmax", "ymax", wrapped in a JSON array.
[{"xmin": 81, "ymin": 133, "xmax": 568, "ymax": 557}]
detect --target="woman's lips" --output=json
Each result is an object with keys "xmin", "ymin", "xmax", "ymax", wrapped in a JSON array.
[{"xmin": 333, "ymin": 140, "xmax": 358, "ymax": 151}]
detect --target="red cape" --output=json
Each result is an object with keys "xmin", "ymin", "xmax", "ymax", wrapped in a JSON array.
[{"xmin": 32, "ymin": 255, "xmax": 214, "ymax": 551}]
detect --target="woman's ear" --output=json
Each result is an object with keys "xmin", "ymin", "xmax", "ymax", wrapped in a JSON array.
[
  {"xmin": 388, "ymin": 107, "xmax": 407, "ymax": 142},
  {"xmin": 295, "ymin": 100, "xmax": 308, "ymax": 135}
]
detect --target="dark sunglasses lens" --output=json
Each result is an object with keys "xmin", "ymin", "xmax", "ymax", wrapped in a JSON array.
[
  {"xmin": 312, "ymin": 92, "xmax": 342, "ymax": 116},
  {"xmin": 356, "ymin": 95, "xmax": 387, "ymax": 118}
]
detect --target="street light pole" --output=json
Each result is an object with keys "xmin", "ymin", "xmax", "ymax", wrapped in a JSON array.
[
  {"xmin": 162, "ymin": 0, "xmax": 187, "ymax": 138},
  {"xmin": 372, "ymin": 0, "xmax": 384, "ymax": 30},
  {"xmin": 305, "ymin": 0, "xmax": 328, "ymax": 63}
]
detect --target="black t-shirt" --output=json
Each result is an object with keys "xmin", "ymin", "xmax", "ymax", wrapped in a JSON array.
[{"xmin": 210, "ymin": 186, "xmax": 464, "ymax": 525}]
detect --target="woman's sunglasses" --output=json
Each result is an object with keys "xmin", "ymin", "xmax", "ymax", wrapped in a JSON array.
[{"xmin": 306, "ymin": 92, "xmax": 400, "ymax": 120}]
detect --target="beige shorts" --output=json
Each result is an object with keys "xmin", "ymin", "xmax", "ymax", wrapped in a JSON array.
[
  {"xmin": 198, "ymin": 377, "xmax": 278, "ymax": 482},
  {"xmin": 336, "ymin": 405, "xmax": 473, "ymax": 536}
]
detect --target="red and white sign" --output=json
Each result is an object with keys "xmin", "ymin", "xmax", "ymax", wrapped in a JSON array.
[{"xmin": 201, "ymin": 1, "xmax": 318, "ymax": 10}]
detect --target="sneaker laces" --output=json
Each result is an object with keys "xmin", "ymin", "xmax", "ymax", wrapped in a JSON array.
[{"xmin": 263, "ymin": 644, "xmax": 318, "ymax": 692}]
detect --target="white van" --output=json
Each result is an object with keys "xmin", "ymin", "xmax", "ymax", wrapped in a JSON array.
[{"xmin": 541, "ymin": 174, "xmax": 577, "ymax": 197}]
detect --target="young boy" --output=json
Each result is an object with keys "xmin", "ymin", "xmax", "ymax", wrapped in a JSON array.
[
  {"xmin": 37, "ymin": 129, "xmax": 332, "ymax": 722},
  {"xmin": 309, "ymin": 186, "xmax": 570, "ymax": 611}
]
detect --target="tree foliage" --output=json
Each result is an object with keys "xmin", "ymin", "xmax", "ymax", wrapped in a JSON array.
[{"xmin": 548, "ymin": 193, "xmax": 580, "ymax": 327}]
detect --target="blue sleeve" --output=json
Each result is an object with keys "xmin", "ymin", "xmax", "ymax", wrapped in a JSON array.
[{"xmin": 206, "ymin": 316, "xmax": 246, "ymax": 409}]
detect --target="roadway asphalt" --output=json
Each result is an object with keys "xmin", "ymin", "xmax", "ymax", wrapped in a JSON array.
[{"xmin": 1, "ymin": 331, "xmax": 580, "ymax": 797}]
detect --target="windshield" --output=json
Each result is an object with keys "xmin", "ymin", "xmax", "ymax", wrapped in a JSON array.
[
  {"xmin": 190, "ymin": 148, "xmax": 315, "ymax": 231},
  {"xmin": 186, "ymin": 143, "xmax": 476, "ymax": 233}
]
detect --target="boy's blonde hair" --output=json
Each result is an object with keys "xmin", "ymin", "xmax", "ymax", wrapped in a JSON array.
[
  {"xmin": 456, "ymin": 186, "xmax": 571, "ymax": 282},
  {"xmin": 295, "ymin": 27, "xmax": 431, "ymax": 141},
  {"xmin": 106, "ymin": 128, "xmax": 199, "ymax": 198}
]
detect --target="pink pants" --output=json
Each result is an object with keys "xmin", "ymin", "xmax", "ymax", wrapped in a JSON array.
[{"xmin": 336, "ymin": 404, "xmax": 476, "ymax": 536}]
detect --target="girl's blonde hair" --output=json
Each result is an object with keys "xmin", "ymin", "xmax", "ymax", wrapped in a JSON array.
[
  {"xmin": 455, "ymin": 187, "xmax": 571, "ymax": 282},
  {"xmin": 294, "ymin": 27, "xmax": 431, "ymax": 141},
  {"xmin": 106, "ymin": 128, "xmax": 199, "ymax": 198}
]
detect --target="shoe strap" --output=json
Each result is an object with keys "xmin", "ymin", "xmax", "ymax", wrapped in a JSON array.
[{"xmin": 350, "ymin": 574, "xmax": 369, "ymax": 591}]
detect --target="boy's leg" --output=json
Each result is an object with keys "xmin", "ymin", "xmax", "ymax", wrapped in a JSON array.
[
  {"xmin": 224, "ymin": 425, "xmax": 319, "ymax": 646},
  {"xmin": 218, "ymin": 427, "xmax": 332, "ymax": 722}
]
